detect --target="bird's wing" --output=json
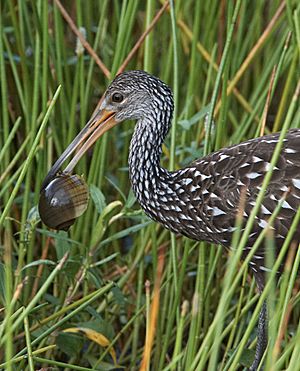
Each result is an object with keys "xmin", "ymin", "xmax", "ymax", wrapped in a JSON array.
[{"xmin": 181, "ymin": 129, "xmax": 300, "ymax": 250}]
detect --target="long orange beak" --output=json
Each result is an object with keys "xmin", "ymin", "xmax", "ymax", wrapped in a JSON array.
[{"xmin": 41, "ymin": 109, "xmax": 118, "ymax": 189}]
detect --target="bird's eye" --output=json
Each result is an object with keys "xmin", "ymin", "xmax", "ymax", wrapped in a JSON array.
[{"xmin": 111, "ymin": 92, "xmax": 124, "ymax": 103}]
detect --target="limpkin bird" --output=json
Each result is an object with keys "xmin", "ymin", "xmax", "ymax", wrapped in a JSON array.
[{"xmin": 45, "ymin": 71, "xmax": 300, "ymax": 370}]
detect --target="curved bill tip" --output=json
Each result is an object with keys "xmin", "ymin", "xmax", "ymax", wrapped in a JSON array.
[{"xmin": 41, "ymin": 109, "xmax": 117, "ymax": 190}]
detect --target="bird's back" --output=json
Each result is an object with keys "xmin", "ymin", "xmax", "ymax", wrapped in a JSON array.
[{"xmin": 161, "ymin": 129, "xmax": 300, "ymax": 277}]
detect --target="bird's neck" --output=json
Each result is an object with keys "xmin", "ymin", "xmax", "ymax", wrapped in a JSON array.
[
  {"xmin": 128, "ymin": 116, "xmax": 213, "ymax": 242},
  {"xmin": 128, "ymin": 117, "xmax": 171, "ymax": 214}
]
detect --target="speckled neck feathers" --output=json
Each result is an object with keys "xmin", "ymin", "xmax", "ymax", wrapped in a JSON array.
[{"xmin": 128, "ymin": 101, "xmax": 174, "ymax": 220}]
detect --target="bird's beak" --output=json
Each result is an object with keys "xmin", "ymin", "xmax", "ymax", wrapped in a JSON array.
[{"xmin": 41, "ymin": 109, "xmax": 117, "ymax": 189}]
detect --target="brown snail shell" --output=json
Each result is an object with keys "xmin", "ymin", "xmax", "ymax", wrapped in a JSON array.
[{"xmin": 38, "ymin": 173, "xmax": 89, "ymax": 231}]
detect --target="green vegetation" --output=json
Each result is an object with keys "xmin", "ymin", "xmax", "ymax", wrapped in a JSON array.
[{"xmin": 0, "ymin": 1, "xmax": 300, "ymax": 370}]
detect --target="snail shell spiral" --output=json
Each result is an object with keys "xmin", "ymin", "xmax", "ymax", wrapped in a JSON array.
[{"xmin": 39, "ymin": 173, "xmax": 89, "ymax": 231}]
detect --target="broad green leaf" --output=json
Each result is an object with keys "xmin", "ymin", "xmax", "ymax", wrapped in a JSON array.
[
  {"xmin": 21, "ymin": 259, "xmax": 56, "ymax": 271},
  {"xmin": 90, "ymin": 184, "xmax": 107, "ymax": 214},
  {"xmin": 178, "ymin": 104, "xmax": 211, "ymax": 130},
  {"xmin": 63, "ymin": 327, "xmax": 117, "ymax": 365}
]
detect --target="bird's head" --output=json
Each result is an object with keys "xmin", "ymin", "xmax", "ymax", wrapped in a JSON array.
[
  {"xmin": 42, "ymin": 70, "xmax": 173, "ymax": 187},
  {"xmin": 101, "ymin": 70, "xmax": 173, "ymax": 122}
]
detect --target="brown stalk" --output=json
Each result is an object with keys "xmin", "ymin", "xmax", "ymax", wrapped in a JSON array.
[
  {"xmin": 31, "ymin": 236, "xmax": 51, "ymax": 299},
  {"xmin": 260, "ymin": 66, "xmax": 277, "ymax": 136},
  {"xmin": 215, "ymin": 0, "xmax": 286, "ymax": 114},
  {"xmin": 177, "ymin": 18, "xmax": 256, "ymax": 118},
  {"xmin": 91, "ymin": 1, "xmax": 169, "ymax": 116},
  {"xmin": 53, "ymin": 0, "xmax": 111, "ymax": 78},
  {"xmin": 117, "ymin": 1, "xmax": 170, "ymax": 74},
  {"xmin": 140, "ymin": 245, "xmax": 166, "ymax": 370},
  {"xmin": 177, "ymin": 0, "xmax": 286, "ymax": 118}
]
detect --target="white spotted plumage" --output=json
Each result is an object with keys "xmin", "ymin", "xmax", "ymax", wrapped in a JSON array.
[{"xmin": 106, "ymin": 70, "xmax": 300, "ymax": 282}]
